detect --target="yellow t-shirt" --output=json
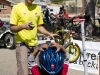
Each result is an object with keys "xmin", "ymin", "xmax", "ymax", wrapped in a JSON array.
[{"xmin": 10, "ymin": 3, "xmax": 43, "ymax": 46}]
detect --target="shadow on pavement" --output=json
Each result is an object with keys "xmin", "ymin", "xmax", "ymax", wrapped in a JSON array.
[
  {"xmin": 0, "ymin": 46, "xmax": 15, "ymax": 50},
  {"xmin": 0, "ymin": 46, "xmax": 5, "ymax": 48}
]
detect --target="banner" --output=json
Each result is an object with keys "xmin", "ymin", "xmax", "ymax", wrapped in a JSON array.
[{"xmin": 69, "ymin": 40, "xmax": 99, "ymax": 74}]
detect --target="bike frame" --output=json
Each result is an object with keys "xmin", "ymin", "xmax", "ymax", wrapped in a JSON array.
[
  {"xmin": 55, "ymin": 25, "xmax": 75, "ymax": 46},
  {"xmin": 63, "ymin": 29, "xmax": 75, "ymax": 46}
]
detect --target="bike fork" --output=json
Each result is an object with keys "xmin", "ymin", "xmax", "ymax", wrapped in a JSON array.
[{"xmin": 70, "ymin": 34, "xmax": 75, "ymax": 54}]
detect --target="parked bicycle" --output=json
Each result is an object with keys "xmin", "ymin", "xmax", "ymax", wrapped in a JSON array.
[
  {"xmin": 64, "ymin": 14, "xmax": 93, "ymax": 40},
  {"xmin": 53, "ymin": 17, "xmax": 81, "ymax": 63}
]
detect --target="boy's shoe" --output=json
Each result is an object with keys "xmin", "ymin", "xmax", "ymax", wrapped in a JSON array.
[
  {"xmin": 63, "ymin": 52, "xmax": 69, "ymax": 65},
  {"xmin": 28, "ymin": 54, "xmax": 38, "ymax": 69}
]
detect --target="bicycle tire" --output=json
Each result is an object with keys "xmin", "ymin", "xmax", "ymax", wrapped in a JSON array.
[{"xmin": 64, "ymin": 42, "xmax": 80, "ymax": 63}]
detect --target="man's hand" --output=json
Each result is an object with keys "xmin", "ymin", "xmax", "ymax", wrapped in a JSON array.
[
  {"xmin": 49, "ymin": 33, "xmax": 59, "ymax": 40},
  {"xmin": 22, "ymin": 22, "xmax": 35, "ymax": 30}
]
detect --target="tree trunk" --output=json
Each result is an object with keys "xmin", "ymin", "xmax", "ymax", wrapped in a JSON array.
[
  {"xmin": 82, "ymin": 0, "xmax": 85, "ymax": 14},
  {"xmin": 85, "ymin": 0, "xmax": 96, "ymax": 36}
]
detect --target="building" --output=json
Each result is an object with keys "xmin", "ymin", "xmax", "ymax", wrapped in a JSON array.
[
  {"xmin": 0, "ymin": 0, "xmax": 82, "ymax": 17},
  {"xmin": 0, "ymin": 0, "xmax": 17, "ymax": 18},
  {"xmin": 35, "ymin": 0, "xmax": 50, "ymax": 3}
]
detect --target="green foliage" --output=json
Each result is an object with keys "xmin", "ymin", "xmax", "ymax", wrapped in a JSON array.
[
  {"xmin": 69, "ymin": 2, "xmax": 76, "ymax": 7},
  {"xmin": 51, "ymin": 0, "xmax": 68, "ymax": 4},
  {"xmin": 96, "ymin": 0, "xmax": 100, "ymax": 7},
  {"xmin": 96, "ymin": 4, "xmax": 100, "ymax": 7},
  {"xmin": 11, "ymin": 0, "xmax": 20, "ymax": 3}
]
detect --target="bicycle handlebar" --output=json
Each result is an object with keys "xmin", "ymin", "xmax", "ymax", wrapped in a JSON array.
[{"xmin": 63, "ymin": 29, "xmax": 69, "ymax": 32}]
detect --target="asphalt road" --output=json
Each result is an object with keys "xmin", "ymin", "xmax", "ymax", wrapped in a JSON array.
[{"xmin": 0, "ymin": 48, "xmax": 97, "ymax": 75}]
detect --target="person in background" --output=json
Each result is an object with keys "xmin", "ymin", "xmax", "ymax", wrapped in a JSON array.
[
  {"xmin": 0, "ymin": 19, "xmax": 3, "ymax": 27},
  {"xmin": 42, "ymin": 10, "xmax": 46, "ymax": 22},
  {"xmin": 59, "ymin": 7, "xmax": 64, "ymax": 16},
  {"xmin": 58, "ymin": 7, "xmax": 65, "ymax": 26},
  {"xmin": 45, "ymin": 7, "xmax": 50, "ymax": 23},
  {"xmin": 62, "ymin": 6, "xmax": 67, "ymax": 14},
  {"xmin": 62, "ymin": 6, "xmax": 69, "ymax": 19},
  {"xmin": 28, "ymin": 42, "xmax": 69, "ymax": 75},
  {"xmin": 10, "ymin": 0, "xmax": 58, "ymax": 75}
]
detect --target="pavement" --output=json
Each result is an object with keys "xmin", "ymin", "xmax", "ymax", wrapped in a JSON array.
[{"xmin": 0, "ymin": 48, "xmax": 97, "ymax": 75}]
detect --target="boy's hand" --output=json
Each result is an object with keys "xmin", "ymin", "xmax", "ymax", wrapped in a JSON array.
[
  {"xmin": 51, "ymin": 42, "xmax": 66, "ymax": 54},
  {"xmin": 39, "ymin": 44, "xmax": 48, "ymax": 51},
  {"xmin": 50, "ymin": 43, "xmax": 62, "ymax": 52}
]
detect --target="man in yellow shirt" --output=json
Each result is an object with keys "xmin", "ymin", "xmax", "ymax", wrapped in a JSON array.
[{"xmin": 10, "ymin": 0, "xmax": 58, "ymax": 75}]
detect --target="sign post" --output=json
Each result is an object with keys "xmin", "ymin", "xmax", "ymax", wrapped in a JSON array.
[
  {"xmin": 98, "ymin": 52, "xmax": 100, "ymax": 75},
  {"xmin": 80, "ymin": 19, "xmax": 88, "ymax": 75}
]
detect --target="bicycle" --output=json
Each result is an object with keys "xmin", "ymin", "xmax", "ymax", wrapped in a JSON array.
[{"xmin": 53, "ymin": 16, "xmax": 81, "ymax": 63}]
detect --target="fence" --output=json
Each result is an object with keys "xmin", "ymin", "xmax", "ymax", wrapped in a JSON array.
[{"xmin": 66, "ymin": 7, "xmax": 82, "ymax": 15}]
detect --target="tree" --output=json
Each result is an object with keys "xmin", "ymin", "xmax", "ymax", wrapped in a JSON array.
[
  {"xmin": 11, "ymin": 0, "xmax": 20, "ymax": 3},
  {"xmin": 51, "ymin": 0, "xmax": 68, "ymax": 4},
  {"xmin": 82, "ymin": 0, "xmax": 85, "ymax": 14},
  {"xmin": 96, "ymin": 0, "xmax": 100, "ymax": 7},
  {"xmin": 84, "ymin": 0, "xmax": 96, "ymax": 36}
]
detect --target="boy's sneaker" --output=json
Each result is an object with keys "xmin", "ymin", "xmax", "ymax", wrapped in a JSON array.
[
  {"xmin": 28, "ymin": 54, "xmax": 38, "ymax": 69},
  {"xmin": 63, "ymin": 52, "xmax": 69, "ymax": 65}
]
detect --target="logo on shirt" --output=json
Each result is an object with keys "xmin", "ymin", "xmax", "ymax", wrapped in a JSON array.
[
  {"xmin": 35, "ymin": 12, "xmax": 38, "ymax": 17},
  {"xmin": 23, "ymin": 12, "xmax": 26, "ymax": 15}
]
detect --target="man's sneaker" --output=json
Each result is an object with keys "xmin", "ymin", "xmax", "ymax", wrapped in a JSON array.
[{"xmin": 28, "ymin": 54, "xmax": 38, "ymax": 69}]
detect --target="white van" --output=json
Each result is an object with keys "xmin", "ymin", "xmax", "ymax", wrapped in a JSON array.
[
  {"xmin": 47, "ymin": 6, "xmax": 60, "ymax": 14},
  {"xmin": 33, "ymin": 2, "xmax": 47, "ymax": 12},
  {"xmin": 0, "ymin": 19, "xmax": 15, "ymax": 49},
  {"xmin": 33, "ymin": 2, "xmax": 60, "ymax": 14}
]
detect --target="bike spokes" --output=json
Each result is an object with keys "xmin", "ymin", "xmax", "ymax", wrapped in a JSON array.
[{"xmin": 64, "ymin": 42, "xmax": 80, "ymax": 63}]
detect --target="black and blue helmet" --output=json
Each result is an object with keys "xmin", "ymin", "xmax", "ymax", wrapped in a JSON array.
[{"xmin": 39, "ymin": 46, "xmax": 64, "ymax": 75}]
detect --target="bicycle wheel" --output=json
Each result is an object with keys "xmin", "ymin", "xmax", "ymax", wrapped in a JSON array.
[{"xmin": 64, "ymin": 42, "xmax": 80, "ymax": 63}]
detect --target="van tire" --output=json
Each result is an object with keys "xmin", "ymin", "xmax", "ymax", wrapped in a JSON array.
[{"xmin": 4, "ymin": 33, "xmax": 15, "ymax": 49}]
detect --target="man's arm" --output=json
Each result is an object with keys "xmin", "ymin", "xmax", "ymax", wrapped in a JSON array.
[
  {"xmin": 10, "ymin": 24, "xmax": 24, "ymax": 33},
  {"xmin": 10, "ymin": 22, "xmax": 34, "ymax": 33},
  {"xmin": 37, "ymin": 25, "xmax": 51, "ymax": 36},
  {"xmin": 38, "ymin": 25, "xmax": 59, "ymax": 39}
]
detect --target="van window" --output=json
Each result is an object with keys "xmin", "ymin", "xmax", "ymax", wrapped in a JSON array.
[
  {"xmin": 41, "ymin": 5, "xmax": 47, "ymax": 10},
  {"xmin": 50, "ymin": 9, "xmax": 53, "ymax": 11}
]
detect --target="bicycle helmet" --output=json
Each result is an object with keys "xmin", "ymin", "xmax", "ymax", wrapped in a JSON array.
[{"xmin": 39, "ymin": 46, "xmax": 64, "ymax": 75}]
